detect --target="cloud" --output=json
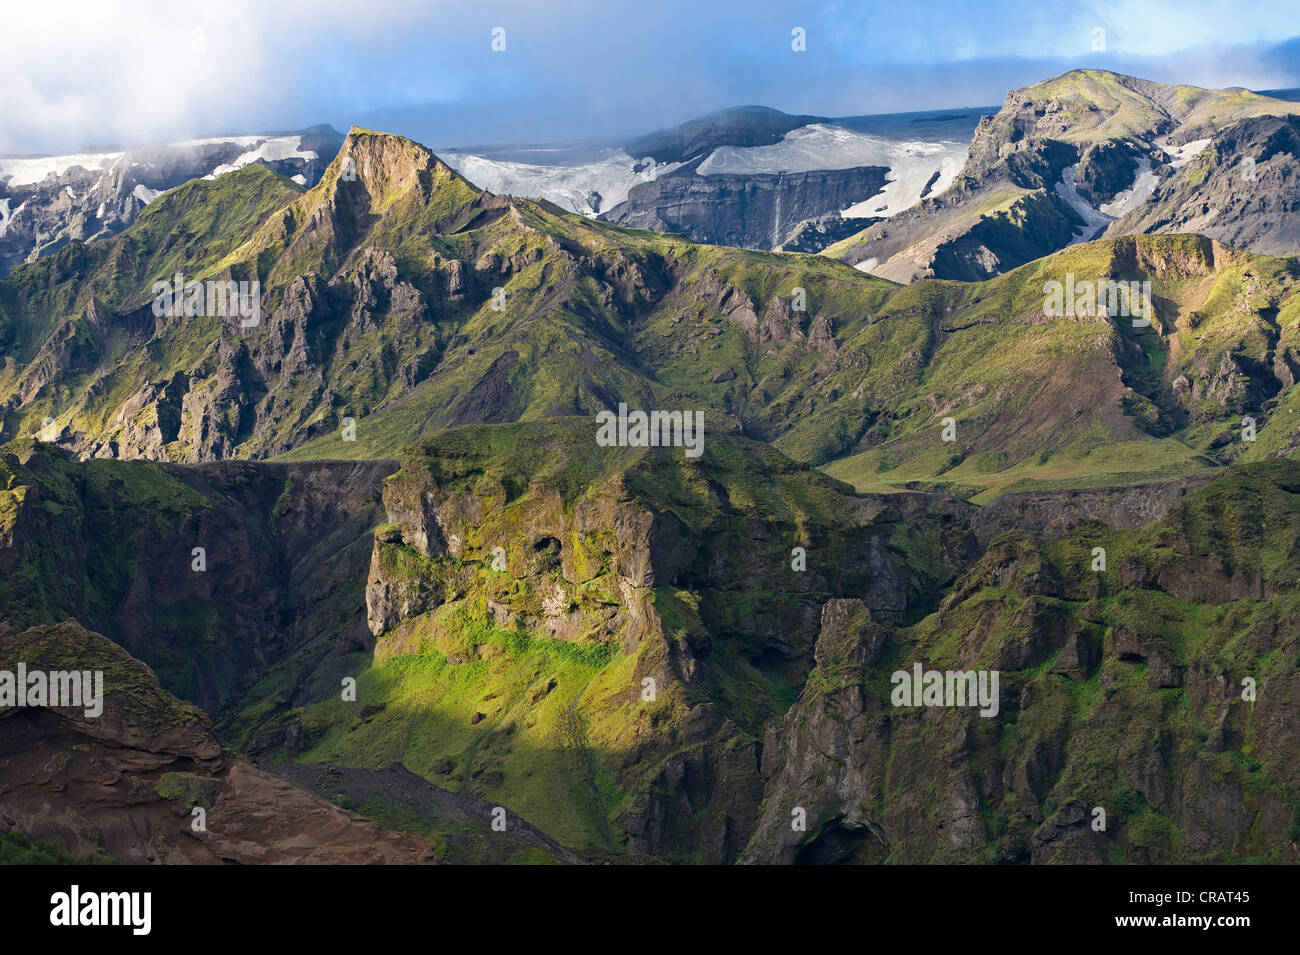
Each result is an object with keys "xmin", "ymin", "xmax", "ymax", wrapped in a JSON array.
[
  {"xmin": 1, "ymin": 0, "xmax": 1297, "ymax": 155},
  {"xmin": 0, "ymin": 0, "xmax": 437, "ymax": 152}
]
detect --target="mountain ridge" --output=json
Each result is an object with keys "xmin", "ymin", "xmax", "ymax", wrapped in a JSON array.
[
  {"xmin": 825, "ymin": 69, "xmax": 1300, "ymax": 281},
  {"xmin": 3, "ymin": 126, "xmax": 1299, "ymax": 505}
]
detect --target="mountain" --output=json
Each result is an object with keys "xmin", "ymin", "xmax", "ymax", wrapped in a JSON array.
[
  {"xmin": 0, "ymin": 127, "xmax": 898, "ymax": 463},
  {"xmin": 440, "ymin": 106, "xmax": 983, "ymax": 250},
  {"xmin": 826, "ymin": 70, "xmax": 1300, "ymax": 281},
  {"xmin": 3, "ymin": 115, "xmax": 1300, "ymax": 865},
  {"xmin": 6, "ymin": 71, "xmax": 1297, "ymax": 283},
  {"xmin": 0, "ymin": 125, "xmax": 343, "ymax": 277},
  {"xmin": 2, "ymin": 130, "xmax": 1297, "ymax": 503}
]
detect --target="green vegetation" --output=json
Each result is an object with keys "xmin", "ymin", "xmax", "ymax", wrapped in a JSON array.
[
  {"xmin": 0, "ymin": 829, "xmax": 117, "ymax": 865},
  {"xmin": 2, "ymin": 118, "xmax": 1300, "ymax": 865}
]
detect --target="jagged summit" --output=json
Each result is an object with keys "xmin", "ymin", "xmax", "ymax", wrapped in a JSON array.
[{"xmin": 231, "ymin": 126, "xmax": 512, "ymax": 288}]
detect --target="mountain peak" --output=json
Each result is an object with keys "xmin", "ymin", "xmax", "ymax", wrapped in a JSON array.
[{"xmin": 330, "ymin": 127, "xmax": 446, "ymax": 199}]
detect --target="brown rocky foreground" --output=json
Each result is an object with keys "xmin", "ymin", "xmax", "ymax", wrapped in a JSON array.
[{"xmin": 0, "ymin": 620, "xmax": 436, "ymax": 864}]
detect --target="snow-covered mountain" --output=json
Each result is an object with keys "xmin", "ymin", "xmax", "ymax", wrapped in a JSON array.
[
  {"xmin": 437, "ymin": 106, "xmax": 987, "ymax": 251},
  {"xmin": 828, "ymin": 71, "xmax": 1300, "ymax": 282},
  {"xmin": 0, "ymin": 106, "xmax": 983, "ymax": 271},
  {"xmin": 0, "ymin": 126, "xmax": 342, "ymax": 275}
]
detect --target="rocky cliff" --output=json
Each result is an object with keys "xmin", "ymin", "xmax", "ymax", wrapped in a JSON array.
[
  {"xmin": 0, "ymin": 441, "xmax": 394, "ymax": 714},
  {"xmin": 744, "ymin": 460, "xmax": 1300, "ymax": 863},
  {"xmin": 1106, "ymin": 114, "xmax": 1300, "ymax": 255},
  {"xmin": 601, "ymin": 162, "xmax": 889, "ymax": 251}
]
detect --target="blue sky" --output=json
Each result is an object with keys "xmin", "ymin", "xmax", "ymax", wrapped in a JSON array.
[{"xmin": 2, "ymin": 0, "xmax": 1299, "ymax": 154}]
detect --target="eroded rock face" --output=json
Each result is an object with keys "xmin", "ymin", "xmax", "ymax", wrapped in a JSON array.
[
  {"xmin": 745, "ymin": 462, "xmax": 1300, "ymax": 864},
  {"xmin": 971, "ymin": 474, "xmax": 1215, "ymax": 546},
  {"xmin": 1107, "ymin": 115, "xmax": 1300, "ymax": 256},
  {"xmin": 349, "ymin": 431, "xmax": 976, "ymax": 863},
  {"xmin": 0, "ymin": 621, "xmax": 436, "ymax": 864}
]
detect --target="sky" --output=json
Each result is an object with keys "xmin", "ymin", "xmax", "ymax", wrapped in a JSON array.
[{"xmin": 2, "ymin": 0, "xmax": 1299, "ymax": 155}]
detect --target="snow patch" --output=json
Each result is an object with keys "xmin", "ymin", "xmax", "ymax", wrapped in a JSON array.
[
  {"xmin": 291, "ymin": 174, "xmax": 307, "ymax": 186},
  {"xmin": 171, "ymin": 134, "xmax": 269, "ymax": 149},
  {"xmin": 841, "ymin": 152, "xmax": 964, "ymax": 219},
  {"xmin": 1100, "ymin": 159, "xmax": 1158, "ymax": 218},
  {"xmin": 132, "ymin": 184, "xmax": 164, "ymax": 204},
  {"xmin": 203, "ymin": 136, "xmax": 318, "ymax": 179},
  {"xmin": 0, "ymin": 150, "xmax": 124, "ymax": 187},
  {"xmin": 1166, "ymin": 138, "xmax": 1211, "ymax": 169},
  {"xmin": 441, "ymin": 150, "xmax": 681, "ymax": 216},
  {"xmin": 1054, "ymin": 166, "xmax": 1113, "ymax": 245},
  {"xmin": 0, "ymin": 198, "xmax": 25, "ymax": 236},
  {"xmin": 1055, "ymin": 153, "xmax": 1164, "ymax": 242}
]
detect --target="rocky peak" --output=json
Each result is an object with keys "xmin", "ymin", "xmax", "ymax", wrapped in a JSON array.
[{"xmin": 330, "ymin": 128, "xmax": 443, "ymax": 202}]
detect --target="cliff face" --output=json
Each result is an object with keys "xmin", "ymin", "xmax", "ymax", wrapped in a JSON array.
[
  {"xmin": 281, "ymin": 420, "xmax": 975, "ymax": 862},
  {"xmin": 1106, "ymin": 115, "xmax": 1300, "ymax": 255},
  {"xmin": 970, "ymin": 473, "xmax": 1217, "ymax": 546},
  {"xmin": 0, "ymin": 442, "xmax": 394, "ymax": 714},
  {"xmin": 744, "ymin": 460, "xmax": 1300, "ymax": 864},
  {"xmin": 601, "ymin": 163, "xmax": 889, "ymax": 251}
]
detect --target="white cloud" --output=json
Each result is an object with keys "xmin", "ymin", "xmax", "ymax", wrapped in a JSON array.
[
  {"xmin": 0, "ymin": 1, "xmax": 1295, "ymax": 156},
  {"xmin": 0, "ymin": 0, "xmax": 429, "ymax": 153}
]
